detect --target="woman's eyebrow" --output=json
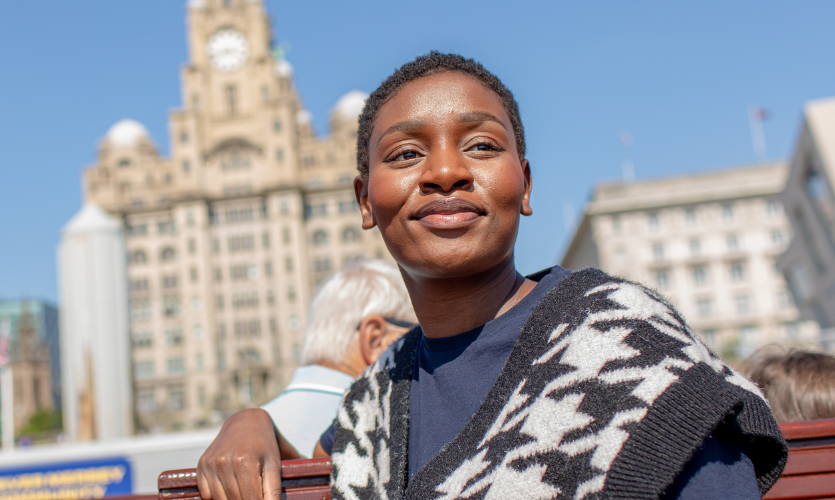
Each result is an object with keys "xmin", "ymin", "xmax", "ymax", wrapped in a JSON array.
[
  {"xmin": 456, "ymin": 111, "xmax": 505, "ymax": 128},
  {"xmin": 376, "ymin": 120, "xmax": 426, "ymax": 147}
]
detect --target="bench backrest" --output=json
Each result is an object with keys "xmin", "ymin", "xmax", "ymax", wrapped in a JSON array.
[
  {"xmin": 764, "ymin": 418, "xmax": 835, "ymax": 500},
  {"xmin": 158, "ymin": 418, "xmax": 835, "ymax": 500}
]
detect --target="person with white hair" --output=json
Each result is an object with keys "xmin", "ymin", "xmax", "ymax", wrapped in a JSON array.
[{"xmin": 260, "ymin": 259, "xmax": 416, "ymax": 456}]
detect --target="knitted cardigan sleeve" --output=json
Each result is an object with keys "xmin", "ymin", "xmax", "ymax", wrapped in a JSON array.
[{"xmin": 330, "ymin": 269, "xmax": 788, "ymax": 500}]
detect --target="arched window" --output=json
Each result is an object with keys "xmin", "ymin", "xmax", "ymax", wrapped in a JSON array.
[
  {"xmin": 130, "ymin": 250, "xmax": 147, "ymax": 265},
  {"xmin": 342, "ymin": 226, "xmax": 360, "ymax": 243},
  {"xmin": 238, "ymin": 348, "xmax": 262, "ymax": 367},
  {"xmin": 312, "ymin": 230, "xmax": 329, "ymax": 247},
  {"xmin": 160, "ymin": 247, "xmax": 177, "ymax": 262}
]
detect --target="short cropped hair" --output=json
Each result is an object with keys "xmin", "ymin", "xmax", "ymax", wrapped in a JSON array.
[
  {"xmin": 742, "ymin": 346, "xmax": 835, "ymax": 422},
  {"xmin": 356, "ymin": 51, "xmax": 526, "ymax": 178},
  {"xmin": 301, "ymin": 259, "xmax": 416, "ymax": 366}
]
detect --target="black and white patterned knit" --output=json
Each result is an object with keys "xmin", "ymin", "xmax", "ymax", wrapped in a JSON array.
[{"xmin": 330, "ymin": 269, "xmax": 787, "ymax": 500}]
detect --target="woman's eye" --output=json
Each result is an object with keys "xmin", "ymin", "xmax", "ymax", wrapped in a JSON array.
[{"xmin": 392, "ymin": 150, "xmax": 418, "ymax": 161}]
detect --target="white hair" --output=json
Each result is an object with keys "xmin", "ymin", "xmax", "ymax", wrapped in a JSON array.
[{"xmin": 301, "ymin": 259, "xmax": 416, "ymax": 366}]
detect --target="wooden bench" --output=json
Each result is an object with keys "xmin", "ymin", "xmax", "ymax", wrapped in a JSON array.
[{"xmin": 159, "ymin": 418, "xmax": 835, "ymax": 500}]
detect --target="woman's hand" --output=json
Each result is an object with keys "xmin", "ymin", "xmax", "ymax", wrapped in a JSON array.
[{"xmin": 197, "ymin": 408, "xmax": 301, "ymax": 500}]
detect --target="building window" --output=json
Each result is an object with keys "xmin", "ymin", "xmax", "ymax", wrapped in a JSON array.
[
  {"xmin": 138, "ymin": 388, "xmax": 155, "ymax": 414},
  {"xmin": 691, "ymin": 265, "xmax": 708, "ymax": 286},
  {"xmin": 267, "ymin": 289, "xmax": 275, "ymax": 305},
  {"xmin": 737, "ymin": 325, "xmax": 757, "ymax": 358},
  {"xmin": 264, "ymin": 261, "xmax": 272, "ymax": 277},
  {"xmin": 166, "ymin": 327, "xmax": 184, "ymax": 346},
  {"xmin": 191, "ymin": 295, "xmax": 201, "ymax": 311},
  {"xmin": 218, "ymin": 323, "xmax": 226, "ymax": 339},
  {"xmin": 225, "ymin": 85, "xmax": 237, "ymax": 116},
  {"xmin": 722, "ymin": 203, "xmax": 735, "ymax": 223},
  {"xmin": 232, "ymin": 291, "xmax": 259, "ymax": 309},
  {"xmin": 158, "ymin": 221, "xmax": 176, "ymax": 234},
  {"xmin": 180, "ymin": 131, "xmax": 188, "ymax": 144},
  {"xmin": 273, "ymin": 120, "xmax": 282, "ymax": 131},
  {"xmin": 130, "ymin": 249, "xmax": 148, "ymax": 265},
  {"xmin": 167, "ymin": 384, "xmax": 186, "ymax": 411},
  {"xmin": 689, "ymin": 239, "xmax": 701, "ymax": 257},
  {"xmin": 700, "ymin": 329, "xmax": 717, "ymax": 347},
  {"xmin": 167, "ymin": 358, "xmax": 186, "ymax": 376},
  {"xmin": 648, "ymin": 212, "xmax": 660, "ymax": 230},
  {"xmin": 338, "ymin": 201, "xmax": 359, "ymax": 214},
  {"xmin": 285, "ymin": 257, "xmax": 293, "ymax": 272},
  {"xmin": 684, "ymin": 208, "xmax": 697, "ymax": 226},
  {"xmin": 654, "ymin": 269, "xmax": 671, "ymax": 289},
  {"xmin": 262, "ymin": 232, "xmax": 270, "ymax": 249},
  {"xmin": 234, "ymin": 319, "xmax": 261, "ymax": 338},
  {"xmin": 261, "ymin": 85, "xmax": 269, "ymax": 101},
  {"xmin": 224, "ymin": 208, "xmax": 254, "ymax": 223},
  {"xmin": 342, "ymin": 227, "xmax": 360, "ymax": 243},
  {"xmin": 729, "ymin": 261, "xmax": 746, "ymax": 282},
  {"xmin": 283, "ymin": 227, "xmax": 291, "ymax": 244},
  {"xmin": 198, "ymin": 384, "xmax": 206, "ymax": 406},
  {"xmin": 776, "ymin": 289, "xmax": 794, "ymax": 309},
  {"xmin": 216, "ymin": 294, "xmax": 225, "ymax": 310},
  {"xmin": 160, "ymin": 247, "xmax": 177, "ymax": 262},
  {"xmin": 217, "ymin": 352, "xmax": 226, "ymax": 371},
  {"xmin": 228, "ymin": 234, "xmax": 255, "ymax": 252},
  {"xmin": 770, "ymin": 229, "xmax": 786, "ymax": 247},
  {"xmin": 652, "ymin": 243, "xmax": 665, "ymax": 261},
  {"xmin": 726, "ymin": 234, "xmax": 739, "ymax": 253},
  {"xmin": 304, "ymin": 203, "xmax": 327, "ymax": 218},
  {"xmin": 134, "ymin": 361, "xmax": 155, "ymax": 379},
  {"xmin": 118, "ymin": 158, "xmax": 131, "ymax": 168},
  {"xmin": 163, "ymin": 296, "xmax": 181, "ymax": 317},
  {"xmin": 127, "ymin": 224, "xmax": 148, "ymax": 236},
  {"xmin": 130, "ymin": 300, "xmax": 152, "ymax": 321},
  {"xmin": 269, "ymin": 318, "xmax": 277, "ymax": 335},
  {"xmin": 130, "ymin": 278, "xmax": 149, "ymax": 293},
  {"xmin": 313, "ymin": 257, "xmax": 332, "ymax": 273},
  {"xmin": 696, "ymin": 297, "xmax": 712, "ymax": 317},
  {"xmin": 734, "ymin": 293, "xmax": 752, "ymax": 314},
  {"xmin": 288, "ymin": 285, "xmax": 296, "ymax": 302},
  {"xmin": 182, "ymin": 160, "xmax": 191, "ymax": 173},
  {"xmin": 162, "ymin": 274, "xmax": 179, "ymax": 289},
  {"xmin": 132, "ymin": 330, "xmax": 153, "ymax": 349},
  {"xmin": 767, "ymin": 200, "xmax": 783, "ymax": 218},
  {"xmin": 312, "ymin": 230, "xmax": 330, "ymax": 247}
]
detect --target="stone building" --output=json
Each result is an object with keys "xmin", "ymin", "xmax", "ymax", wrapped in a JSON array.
[
  {"xmin": 776, "ymin": 97, "xmax": 835, "ymax": 342},
  {"xmin": 0, "ymin": 300, "xmax": 59, "ymax": 433},
  {"xmin": 81, "ymin": 0, "xmax": 391, "ymax": 432},
  {"xmin": 561, "ymin": 163, "xmax": 819, "ymax": 360}
]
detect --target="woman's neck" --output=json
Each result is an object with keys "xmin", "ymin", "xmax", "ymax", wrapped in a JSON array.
[{"xmin": 403, "ymin": 258, "xmax": 537, "ymax": 339}]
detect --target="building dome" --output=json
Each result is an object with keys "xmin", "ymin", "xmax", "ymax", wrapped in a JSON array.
[
  {"xmin": 106, "ymin": 119, "xmax": 149, "ymax": 148},
  {"xmin": 187, "ymin": 0, "xmax": 206, "ymax": 9},
  {"xmin": 62, "ymin": 203, "xmax": 120, "ymax": 235},
  {"xmin": 296, "ymin": 109, "xmax": 312, "ymax": 125},
  {"xmin": 275, "ymin": 59, "xmax": 293, "ymax": 78},
  {"xmin": 334, "ymin": 90, "xmax": 369, "ymax": 120}
]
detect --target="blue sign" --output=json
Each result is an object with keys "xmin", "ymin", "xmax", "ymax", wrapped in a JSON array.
[{"xmin": 0, "ymin": 457, "xmax": 132, "ymax": 500}]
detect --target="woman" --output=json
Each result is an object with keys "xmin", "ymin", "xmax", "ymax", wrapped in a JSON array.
[{"xmin": 198, "ymin": 52, "xmax": 786, "ymax": 500}]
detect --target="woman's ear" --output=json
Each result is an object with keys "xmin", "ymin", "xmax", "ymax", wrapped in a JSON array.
[
  {"xmin": 520, "ymin": 159, "xmax": 533, "ymax": 216},
  {"xmin": 354, "ymin": 175, "xmax": 377, "ymax": 229},
  {"xmin": 358, "ymin": 314, "xmax": 388, "ymax": 367}
]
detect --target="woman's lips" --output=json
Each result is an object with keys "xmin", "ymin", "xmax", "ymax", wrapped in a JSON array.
[{"xmin": 412, "ymin": 198, "xmax": 484, "ymax": 229}]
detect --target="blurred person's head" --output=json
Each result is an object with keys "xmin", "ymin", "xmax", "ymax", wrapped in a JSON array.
[
  {"xmin": 301, "ymin": 259, "xmax": 416, "ymax": 377},
  {"xmin": 743, "ymin": 345, "xmax": 835, "ymax": 422}
]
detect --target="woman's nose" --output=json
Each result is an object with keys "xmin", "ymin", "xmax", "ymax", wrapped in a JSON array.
[{"xmin": 418, "ymin": 146, "xmax": 474, "ymax": 193}]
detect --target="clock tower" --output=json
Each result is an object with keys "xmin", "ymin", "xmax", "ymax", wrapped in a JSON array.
[
  {"xmin": 80, "ymin": 0, "xmax": 390, "ymax": 433},
  {"xmin": 171, "ymin": 0, "xmax": 303, "ymax": 198}
]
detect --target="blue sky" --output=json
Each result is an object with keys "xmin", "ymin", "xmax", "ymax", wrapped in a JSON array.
[{"xmin": 1, "ymin": 0, "xmax": 834, "ymax": 303}]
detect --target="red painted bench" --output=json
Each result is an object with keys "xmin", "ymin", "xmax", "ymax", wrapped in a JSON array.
[{"xmin": 158, "ymin": 418, "xmax": 835, "ymax": 500}]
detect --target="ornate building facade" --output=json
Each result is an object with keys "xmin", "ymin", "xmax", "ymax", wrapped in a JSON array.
[
  {"xmin": 561, "ymin": 163, "xmax": 820, "ymax": 361},
  {"xmin": 82, "ymin": 0, "xmax": 391, "ymax": 432}
]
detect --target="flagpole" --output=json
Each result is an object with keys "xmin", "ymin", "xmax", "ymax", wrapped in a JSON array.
[{"xmin": 749, "ymin": 106, "xmax": 768, "ymax": 162}]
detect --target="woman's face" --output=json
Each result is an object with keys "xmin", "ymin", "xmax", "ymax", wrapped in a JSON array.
[{"xmin": 356, "ymin": 71, "xmax": 532, "ymax": 279}]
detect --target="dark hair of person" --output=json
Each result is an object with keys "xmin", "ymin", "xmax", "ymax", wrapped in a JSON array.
[
  {"xmin": 356, "ymin": 51, "xmax": 526, "ymax": 178},
  {"xmin": 742, "ymin": 346, "xmax": 835, "ymax": 422}
]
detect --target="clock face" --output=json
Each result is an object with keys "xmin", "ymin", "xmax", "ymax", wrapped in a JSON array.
[{"xmin": 207, "ymin": 29, "xmax": 249, "ymax": 72}]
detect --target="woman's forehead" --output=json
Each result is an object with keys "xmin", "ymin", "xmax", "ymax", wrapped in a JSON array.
[{"xmin": 371, "ymin": 72, "xmax": 511, "ymax": 135}]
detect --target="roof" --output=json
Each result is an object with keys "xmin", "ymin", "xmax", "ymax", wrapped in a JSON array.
[{"xmin": 62, "ymin": 203, "xmax": 120, "ymax": 234}]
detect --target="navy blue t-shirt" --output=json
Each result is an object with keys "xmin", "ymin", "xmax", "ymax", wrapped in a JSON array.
[{"xmin": 320, "ymin": 267, "xmax": 760, "ymax": 499}]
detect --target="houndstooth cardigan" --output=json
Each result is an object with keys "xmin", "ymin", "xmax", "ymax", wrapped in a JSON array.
[{"xmin": 330, "ymin": 269, "xmax": 787, "ymax": 500}]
